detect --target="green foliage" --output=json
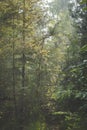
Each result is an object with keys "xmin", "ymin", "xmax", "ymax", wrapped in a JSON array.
[
  {"xmin": 80, "ymin": 0, "xmax": 87, "ymax": 4},
  {"xmin": 81, "ymin": 45, "xmax": 87, "ymax": 52},
  {"xmin": 0, "ymin": 0, "xmax": 87, "ymax": 130},
  {"xmin": 65, "ymin": 113, "xmax": 80, "ymax": 130}
]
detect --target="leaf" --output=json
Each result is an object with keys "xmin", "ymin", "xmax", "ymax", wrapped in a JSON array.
[
  {"xmin": 81, "ymin": 45, "xmax": 87, "ymax": 52},
  {"xmin": 80, "ymin": 0, "xmax": 87, "ymax": 4},
  {"xmin": 83, "ymin": 7, "xmax": 87, "ymax": 11},
  {"xmin": 52, "ymin": 111, "xmax": 68, "ymax": 116}
]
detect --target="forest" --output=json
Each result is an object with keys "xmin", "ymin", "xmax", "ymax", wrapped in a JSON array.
[{"xmin": 0, "ymin": 0, "xmax": 87, "ymax": 130}]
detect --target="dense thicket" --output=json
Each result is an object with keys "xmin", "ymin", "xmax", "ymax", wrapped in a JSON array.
[{"xmin": 53, "ymin": 1, "xmax": 87, "ymax": 130}]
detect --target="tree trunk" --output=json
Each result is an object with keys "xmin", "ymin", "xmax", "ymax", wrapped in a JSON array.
[
  {"xmin": 20, "ymin": 0, "xmax": 26, "ymax": 129},
  {"xmin": 12, "ymin": 15, "xmax": 17, "ymax": 123}
]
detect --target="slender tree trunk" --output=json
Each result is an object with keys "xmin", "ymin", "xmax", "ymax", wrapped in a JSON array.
[
  {"xmin": 12, "ymin": 16, "xmax": 17, "ymax": 123},
  {"xmin": 22, "ymin": 0, "xmax": 26, "ymax": 89},
  {"xmin": 20, "ymin": 0, "xmax": 26, "ymax": 129}
]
